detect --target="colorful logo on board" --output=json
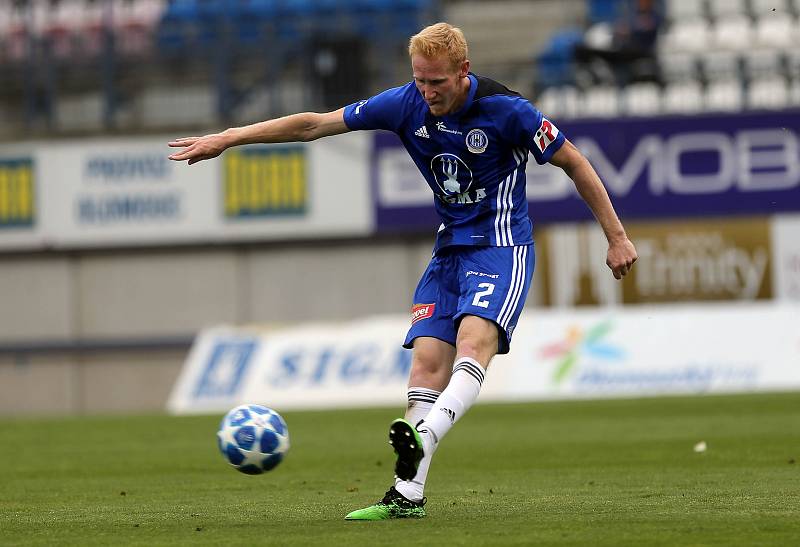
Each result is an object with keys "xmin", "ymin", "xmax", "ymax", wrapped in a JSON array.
[{"xmin": 539, "ymin": 320, "xmax": 625, "ymax": 383}]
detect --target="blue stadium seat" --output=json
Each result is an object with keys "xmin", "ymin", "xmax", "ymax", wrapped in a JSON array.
[
  {"xmin": 234, "ymin": 0, "xmax": 278, "ymax": 46},
  {"xmin": 587, "ymin": 0, "xmax": 619, "ymax": 23},
  {"xmin": 353, "ymin": 0, "xmax": 429, "ymax": 39},
  {"xmin": 156, "ymin": 0, "xmax": 201, "ymax": 54},
  {"xmin": 156, "ymin": 0, "xmax": 433, "ymax": 54},
  {"xmin": 535, "ymin": 29, "xmax": 583, "ymax": 88}
]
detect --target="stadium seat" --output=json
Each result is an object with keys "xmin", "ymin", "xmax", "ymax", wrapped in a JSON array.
[
  {"xmin": 113, "ymin": 0, "xmax": 165, "ymax": 56},
  {"xmin": 69, "ymin": 0, "xmax": 108, "ymax": 58},
  {"xmin": 790, "ymin": 78, "xmax": 800, "ymax": 105},
  {"xmin": 705, "ymin": 78, "xmax": 744, "ymax": 111},
  {"xmin": 747, "ymin": 76, "xmax": 790, "ymax": 108},
  {"xmin": 536, "ymin": 86, "xmax": 579, "ymax": 119},
  {"xmin": 1, "ymin": 2, "xmax": 31, "ymax": 62},
  {"xmin": 233, "ymin": 0, "xmax": 277, "ymax": 47},
  {"xmin": 750, "ymin": 0, "xmax": 789, "ymax": 16},
  {"xmin": 701, "ymin": 50, "xmax": 741, "ymax": 81},
  {"xmin": 660, "ymin": 20, "xmax": 711, "ymax": 53},
  {"xmin": 535, "ymin": 29, "xmax": 584, "ymax": 88},
  {"xmin": 156, "ymin": 0, "xmax": 201, "ymax": 54},
  {"xmin": 583, "ymin": 22, "xmax": 614, "ymax": 50},
  {"xmin": 535, "ymin": 86, "xmax": 564, "ymax": 118},
  {"xmin": 753, "ymin": 13, "xmax": 795, "ymax": 49},
  {"xmin": 742, "ymin": 49, "xmax": 783, "ymax": 80},
  {"xmin": 38, "ymin": 0, "xmax": 84, "ymax": 60},
  {"xmin": 560, "ymin": 86, "xmax": 580, "ymax": 119},
  {"xmin": 535, "ymin": 86, "xmax": 580, "ymax": 119},
  {"xmin": 712, "ymin": 15, "xmax": 753, "ymax": 51},
  {"xmin": 0, "ymin": 4, "xmax": 11, "ymax": 61},
  {"xmin": 352, "ymin": 0, "xmax": 427, "ymax": 38},
  {"xmin": 622, "ymin": 82, "xmax": 662, "ymax": 116},
  {"xmin": 788, "ymin": 49, "xmax": 800, "ymax": 79},
  {"xmin": 587, "ymin": 0, "xmax": 619, "ymax": 24},
  {"xmin": 707, "ymin": 0, "xmax": 747, "ymax": 19},
  {"xmin": 579, "ymin": 86, "xmax": 620, "ymax": 118},
  {"xmin": 662, "ymin": 81, "xmax": 704, "ymax": 113},
  {"xmin": 665, "ymin": 0, "xmax": 704, "ymax": 21},
  {"xmin": 658, "ymin": 52, "xmax": 699, "ymax": 82}
]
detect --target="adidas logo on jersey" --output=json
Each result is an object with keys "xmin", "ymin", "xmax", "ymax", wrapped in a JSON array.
[{"xmin": 414, "ymin": 125, "xmax": 430, "ymax": 138}]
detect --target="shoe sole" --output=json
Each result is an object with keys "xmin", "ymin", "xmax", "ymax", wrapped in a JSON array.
[{"xmin": 388, "ymin": 419, "xmax": 424, "ymax": 481}]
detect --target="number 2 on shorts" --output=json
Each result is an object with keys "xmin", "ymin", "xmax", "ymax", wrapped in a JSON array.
[{"xmin": 471, "ymin": 282, "xmax": 495, "ymax": 308}]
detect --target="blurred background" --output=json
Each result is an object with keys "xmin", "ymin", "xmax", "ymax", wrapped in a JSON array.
[{"xmin": 0, "ymin": 0, "xmax": 798, "ymax": 416}]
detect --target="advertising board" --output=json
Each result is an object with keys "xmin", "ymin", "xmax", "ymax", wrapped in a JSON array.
[
  {"xmin": 0, "ymin": 133, "xmax": 372, "ymax": 249},
  {"xmin": 372, "ymin": 111, "xmax": 800, "ymax": 232},
  {"xmin": 168, "ymin": 304, "xmax": 800, "ymax": 414}
]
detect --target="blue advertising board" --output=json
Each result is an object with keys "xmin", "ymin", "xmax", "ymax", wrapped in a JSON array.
[{"xmin": 372, "ymin": 110, "xmax": 800, "ymax": 232}]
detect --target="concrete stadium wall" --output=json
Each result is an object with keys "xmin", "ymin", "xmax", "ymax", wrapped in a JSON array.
[
  {"xmin": 0, "ymin": 238, "xmax": 547, "ymax": 416},
  {"xmin": 0, "ymin": 351, "xmax": 184, "ymax": 416}
]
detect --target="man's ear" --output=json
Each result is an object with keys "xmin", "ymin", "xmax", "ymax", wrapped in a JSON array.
[{"xmin": 459, "ymin": 59, "xmax": 470, "ymax": 78}]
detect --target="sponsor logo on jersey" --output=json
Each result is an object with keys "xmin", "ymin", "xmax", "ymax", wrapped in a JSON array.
[
  {"xmin": 466, "ymin": 129, "xmax": 488, "ymax": 154},
  {"xmin": 466, "ymin": 270, "xmax": 500, "ymax": 279},
  {"xmin": 354, "ymin": 100, "xmax": 367, "ymax": 115},
  {"xmin": 440, "ymin": 189, "xmax": 487, "ymax": 205},
  {"xmin": 430, "ymin": 153, "xmax": 473, "ymax": 196},
  {"xmin": 414, "ymin": 125, "xmax": 430, "ymax": 138},
  {"xmin": 534, "ymin": 118, "xmax": 559, "ymax": 153},
  {"xmin": 436, "ymin": 121, "xmax": 463, "ymax": 135},
  {"xmin": 411, "ymin": 303, "xmax": 435, "ymax": 324},
  {"xmin": 440, "ymin": 187, "xmax": 487, "ymax": 205}
]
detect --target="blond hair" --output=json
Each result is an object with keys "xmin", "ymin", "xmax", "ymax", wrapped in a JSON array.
[{"xmin": 408, "ymin": 22, "xmax": 468, "ymax": 69}]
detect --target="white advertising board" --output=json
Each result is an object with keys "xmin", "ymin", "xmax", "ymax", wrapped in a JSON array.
[
  {"xmin": 0, "ymin": 133, "xmax": 372, "ymax": 249},
  {"xmin": 167, "ymin": 303, "xmax": 800, "ymax": 414},
  {"xmin": 39, "ymin": 138, "xmax": 219, "ymax": 246}
]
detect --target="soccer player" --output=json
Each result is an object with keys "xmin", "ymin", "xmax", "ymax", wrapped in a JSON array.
[{"xmin": 168, "ymin": 22, "xmax": 638, "ymax": 520}]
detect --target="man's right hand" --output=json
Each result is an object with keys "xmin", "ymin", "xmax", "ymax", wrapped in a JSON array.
[
  {"xmin": 606, "ymin": 237, "xmax": 638, "ymax": 280},
  {"xmin": 168, "ymin": 133, "xmax": 229, "ymax": 165}
]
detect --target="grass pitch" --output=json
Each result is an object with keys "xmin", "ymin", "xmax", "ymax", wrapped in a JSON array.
[{"xmin": 1, "ymin": 392, "xmax": 799, "ymax": 546}]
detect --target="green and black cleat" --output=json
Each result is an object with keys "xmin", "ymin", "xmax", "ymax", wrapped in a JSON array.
[
  {"xmin": 388, "ymin": 418, "xmax": 425, "ymax": 481},
  {"xmin": 344, "ymin": 486, "xmax": 426, "ymax": 520}
]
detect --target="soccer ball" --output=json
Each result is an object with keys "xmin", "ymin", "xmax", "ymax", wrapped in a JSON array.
[{"xmin": 217, "ymin": 404, "xmax": 290, "ymax": 475}]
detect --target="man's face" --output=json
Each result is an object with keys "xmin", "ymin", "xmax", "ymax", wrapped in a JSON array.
[{"xmin": 411, "ymin": 54, "xmax": 469, "ymax": 117}]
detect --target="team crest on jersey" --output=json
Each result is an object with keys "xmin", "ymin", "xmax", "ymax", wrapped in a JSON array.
[
  {"xmin": 465, "ymin": 129, "xmax": 488, "ymax": 154},
  {"xmin": 411, "ymin": 303, "xmax": 435, "ymax": 324},
  {"xmin": 430, "ymin": 153, "xmax": 473, "ymax": 196}
]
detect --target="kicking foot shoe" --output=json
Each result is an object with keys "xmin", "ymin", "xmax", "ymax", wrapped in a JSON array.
[
  {"xmin": 388, "ymin": 418, "xmax": 425, "ymax": 481},
  {"xmin": 344, "ymin": 486, "xmax": 426, "ymax": 520}
]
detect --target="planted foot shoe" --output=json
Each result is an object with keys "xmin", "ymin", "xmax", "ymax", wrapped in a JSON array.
[
  {"xmin": 344, "ymin": 486, "xmax": 426, "ymax": 520},
  {"xmin": 388, "ymin": 418, "xmax": 425, "ymax": 481}
]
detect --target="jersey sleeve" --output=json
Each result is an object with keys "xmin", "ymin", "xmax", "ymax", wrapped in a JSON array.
[
  {"xmin": 343, "ymin": 85, "xmax": 408, "ymax": 133},
  {"xmin": 504, "ymin": 98, "xmax": 566, "ymax": 165}
]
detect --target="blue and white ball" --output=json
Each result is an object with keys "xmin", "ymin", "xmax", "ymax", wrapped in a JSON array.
[{"xmin": 217, "ymin": 404, "xmax": 289, "ymax": 475}]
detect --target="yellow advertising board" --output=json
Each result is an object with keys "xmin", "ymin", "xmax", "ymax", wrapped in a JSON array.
[
  {"xmin": 0, "ymin": 159, "xmax": 34, "ymax": 228},
  {"xmin": 223, "ymin": 146, "xmax": 306, "ymax": 218}
]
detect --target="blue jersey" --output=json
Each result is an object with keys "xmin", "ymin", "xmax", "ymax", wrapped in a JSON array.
[{"xmin": 343, "ymin": 73, "xmax": 565, "ymax": 253}]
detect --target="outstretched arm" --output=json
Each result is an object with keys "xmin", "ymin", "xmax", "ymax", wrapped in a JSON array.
[
  {"xmin": 549, "ymin": 139, "xmax": 638, "ymax": 279},
  {"xmin": 168, "ymin": 108, "xmax": 350, "ymax": 165}
]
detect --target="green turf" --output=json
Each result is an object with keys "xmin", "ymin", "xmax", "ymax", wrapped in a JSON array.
[{"xmin": 1, "ymin": 392, "xmax": 799, "ymax": 546}]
